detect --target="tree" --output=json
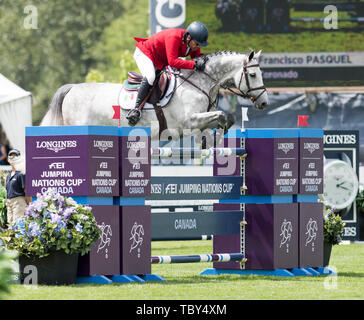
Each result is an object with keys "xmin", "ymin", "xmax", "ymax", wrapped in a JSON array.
[
  {"xmin": 85, "ymin": 0, "xmax": 149, "ymax": 83},
  {"xmin": 0, "ymin": 0, "xmax": 125, "ymax": 124}
]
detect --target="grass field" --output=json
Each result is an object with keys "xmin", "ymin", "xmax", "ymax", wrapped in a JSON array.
[{"xmin": 2, "ymin": 241, "xmax": 364, "ymax": 300}]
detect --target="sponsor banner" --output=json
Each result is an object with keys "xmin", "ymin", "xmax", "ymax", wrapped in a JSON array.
[
  {"xmin": 149, "ymin": 176, "xmax": 244, "ymax": 200},
  {"xmin": 261, "ymin": 67, "xmax": 364, "ymax": 85},
  {"xmin": 120, "ymin": 135, "xmax": 151, "ymax": 197},
  {"xmin": 150, "ymin": 0, "xmax": 185, "ymax": 35},
  {"xmin": 259, "ymin": 52, "xmax": 364, "ymax": 68},
  {"xmin": 299, "ymin": 138, "xmax": 324, "ymax": 194},
  {"xmin": 26, "ymin": 135, "xmax": 119, "ymax": 196},
  {"xmin": 324, "ymin": 130, "xmax": 360, "ymax": 241},
  {"xmin": 151, "ymin": 210, "xmax": 243, "ymax": 240}
]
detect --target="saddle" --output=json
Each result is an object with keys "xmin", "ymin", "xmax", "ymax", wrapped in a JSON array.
[{"xmin": 127, "ymin": 69, "xmax": 170, "ymax": 104}]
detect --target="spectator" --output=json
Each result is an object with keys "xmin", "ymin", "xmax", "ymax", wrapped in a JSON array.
[
  {"xmin": 0, "ymin": 143, "xmax": 8, "ymax": 165},
  {"xmin": 5, "ymin": 149, "xmax": 30, "ymax": 227},
  {"xmin": 216, "ymin": 0, "xmax": 241, "ymax": 32}
]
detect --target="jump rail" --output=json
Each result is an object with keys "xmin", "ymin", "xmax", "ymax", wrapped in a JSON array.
[
  {"xmin": 151, "ymin": 147, "xmax": 247, "ymax": 159},
  {"xmin": 151, "ymin": 253, "xmax": 246, "ymax": 264}
]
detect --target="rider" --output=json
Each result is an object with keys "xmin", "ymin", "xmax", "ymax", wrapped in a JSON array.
[{"xmin": 126, "ymin": 21, "xmax": 209, "ymax": 126}]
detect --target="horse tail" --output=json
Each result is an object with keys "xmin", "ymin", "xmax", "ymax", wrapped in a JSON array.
[{"xmin": 40, "ymin": 84, "xmax": 74, "ymax": 126}]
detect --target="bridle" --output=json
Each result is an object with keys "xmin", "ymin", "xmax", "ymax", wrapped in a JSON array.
[
  {"xmin": 236, "ymin": 58, "xmax": 267, "ymax": 103},
  {"xmin": 173, "ymin": 55, "xmax": 267, "ymax": 111}
]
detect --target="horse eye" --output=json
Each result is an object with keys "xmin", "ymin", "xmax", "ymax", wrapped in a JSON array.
[{"xmin": 250, "ymin": 73, "xmax": 256, "ymax": 77}]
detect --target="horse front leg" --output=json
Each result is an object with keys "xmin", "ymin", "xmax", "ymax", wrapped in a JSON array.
[
  {"xmin": 182, "ymin": 111, "xmax": 228, "ymax": 149},
  {"xmin": 185, "ymin": 111, "xmax": 228, "ymax": 131}
]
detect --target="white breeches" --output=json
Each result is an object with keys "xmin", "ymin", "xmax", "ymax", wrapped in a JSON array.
[{"xmin": 134, "ymin": 47, "xmax": 156, "ymax": 85}]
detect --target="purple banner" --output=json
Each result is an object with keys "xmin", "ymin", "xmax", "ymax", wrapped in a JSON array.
[
  {"xmin": 299, "ymin": 137, "xmax": 324, "ymax": 194},
  {"xmin": 298, "ymin": 202, "xmax": 323, "ymax": 268},
  {"xmin": 120, "ymin": 135, "xmax": 151, "ymax": 197},
  {"xmin": 120, "ymin": 206, "xmax": 151, "ymax": 275},
  {"xmin": 245, "ymin": 203, "xmax": 299, "ymax": 270},
  {"xmin": 245, "ymin": 138, "xmax": 299, "ymax": 195},
  {"xmin": 26, "ymin": 135, "xmax": 119, "ymax": 197},
  {"xmin": 78, "ymin": 205, "xmax": 120, "ymax": 276}
]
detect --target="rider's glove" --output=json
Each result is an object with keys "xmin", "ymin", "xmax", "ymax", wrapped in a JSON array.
[{"xmin": 194, "ymin": 55, "xmax": 208, "ymax": 71}]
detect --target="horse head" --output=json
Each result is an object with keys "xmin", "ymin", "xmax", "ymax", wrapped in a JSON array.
[{"xmin": 235, "ymin": 50, "xmax": 269, "ymax": 111}]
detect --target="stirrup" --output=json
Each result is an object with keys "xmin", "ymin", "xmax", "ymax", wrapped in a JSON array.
[{"xmin": 126, "ymin": 109, "xmax": 141, "ymax": 126}]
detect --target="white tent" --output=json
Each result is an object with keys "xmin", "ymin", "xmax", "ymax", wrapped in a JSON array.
[{"xmin": 0, "ymin": 73, "xmax": 32, "ymax": 154}]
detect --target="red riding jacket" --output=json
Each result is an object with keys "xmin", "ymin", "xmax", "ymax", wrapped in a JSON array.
[{"xmin": 135, "ymin": 28, "xmax": 201, "ymax": 71}]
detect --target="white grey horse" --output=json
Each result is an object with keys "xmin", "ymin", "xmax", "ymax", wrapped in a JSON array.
[{"xmin": 41, "ymin": 50, "xmax": 269, "ymax": 141}]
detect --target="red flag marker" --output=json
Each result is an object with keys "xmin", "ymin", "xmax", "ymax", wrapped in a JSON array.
[
  {"xmin": 112, "ymin": 105, "xmax": 121, "ymax": 126},
  {"xmin": 297, "ymin": 115, "xmax": 309, "ymax": 127}
]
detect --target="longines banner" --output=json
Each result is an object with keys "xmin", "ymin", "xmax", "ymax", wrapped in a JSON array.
[
  {"xmin": 259, "ymin": 52, "xmax": 364, "ymax": 85},
  {"xmin": 150, "ymin": 0, "xmax": 185, "ymax": 35}
]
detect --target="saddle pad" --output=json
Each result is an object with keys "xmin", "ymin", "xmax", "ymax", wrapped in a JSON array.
[{"xmin": 119, "ymin": 69, "xmax": 176, "ymax": 110}]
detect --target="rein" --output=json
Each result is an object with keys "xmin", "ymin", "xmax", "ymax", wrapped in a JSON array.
[
  {"xmin": 173, "ymin": 56, "xmax": 266, "ymax": 109},
  {"xmin": 172, "ymin": 70, "xmax": 216, "ymax": 112}
]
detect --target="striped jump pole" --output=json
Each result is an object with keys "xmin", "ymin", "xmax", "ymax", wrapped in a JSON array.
[
  {"xmin": 151, "ymin": 253, "xmax": 246, "ymax": 264},
  {"xmin": 151, "ymin": 147, "xmax": 246, "ymax": 159}
]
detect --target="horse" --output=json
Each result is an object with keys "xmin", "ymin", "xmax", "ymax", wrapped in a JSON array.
[{"xmin": 40, "ymin": 50, "xmax": 269, "ymax": 142}]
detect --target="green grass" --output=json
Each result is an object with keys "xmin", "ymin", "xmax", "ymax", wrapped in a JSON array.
[{"xmin": 2, "ymin": 241, "xmax": 364, "ymax": 300}]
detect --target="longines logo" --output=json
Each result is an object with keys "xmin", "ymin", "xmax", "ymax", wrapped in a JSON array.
[
  {"xmin": 36, "ymin": 140, "xmax": 77, "ymax": 153},
  {"xmin": 94, "ymin": 140, "xmax": 113, "ymax": 152},
  {"xmin": 304, "ymin": 142, "xmax": 320, "ymax": 154},
  {"xmin": 277, "ymin": 143, "xmax": 295, "ymax": 154},
  {"xmin": 324, "ymin": 134, "xmax": 356, "ymax": 145}
]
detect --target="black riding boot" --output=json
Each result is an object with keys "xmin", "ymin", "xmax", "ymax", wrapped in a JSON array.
[{"xmin": 126, "ymin": 77, "xmax": 151, "ymax": 126}]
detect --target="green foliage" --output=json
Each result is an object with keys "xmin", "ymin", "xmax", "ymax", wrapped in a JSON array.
[
  {"xmin": 0, "ymin": 249, "xmax": 17, "ymax": 297},
  {"xmin": 85, "ymin": 69, "xmax": 105, "ymax": 83},
  {"xmin": 85, "ymin": 0, "xmax": 148, "ymax": 82},
  {"xmin": 1, "ymin": 189, "xmax": 101, "ymax": 258},
  {"xmin": 0, "ymin": 186, "xmax": 7, "ymax": 228},
  {"xmin": 356, "ymin": 188, "xmax": 364, "ymax": 211},
  {"xmin": 323, "ymin": 208, "xmax": 345, "ymax": 245},
  {"xmin": 0, "ymin": 171, "xmax": 8, "ymax": 187},
  {"xmin": 0, "ymin": 0, "xmax": 125, "ymax": 124}
]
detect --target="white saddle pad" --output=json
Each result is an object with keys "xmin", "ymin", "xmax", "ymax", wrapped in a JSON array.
[{"xmin": 119, "ymin": 67, "xmax": 176, "ymax": 110}]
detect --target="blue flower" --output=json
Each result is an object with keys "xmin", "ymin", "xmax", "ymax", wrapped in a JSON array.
[
  {"xmin": 56, "ymin": 220, "xmax": 67, "ymax": 233},
  {"xmin": 28, "ymin": 222, "xmax": 40, "ymax": 238},
  {"xmin": 75, "ymin": 223, "xmax": 83, "ymax": 234},
  {"xmin": 50, "ymin": 213, "xmax": 62, "ymax": 224}
]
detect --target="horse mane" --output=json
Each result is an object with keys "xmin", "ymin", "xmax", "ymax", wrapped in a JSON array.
[
  {"xmin": 206, "ymin": 50, "xmax": 242, "ymax": 57},
  {"xmin": 197, "ymin": 51, "xmax": 249, "ymax": 65}
]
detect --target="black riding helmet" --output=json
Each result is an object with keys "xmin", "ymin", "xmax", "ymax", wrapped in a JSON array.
[{"xmin": 185, "ymin": 21, "xmax": 209, "ymax": 47}]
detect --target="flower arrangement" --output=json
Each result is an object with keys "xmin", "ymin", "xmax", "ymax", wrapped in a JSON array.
[
  {"xmin": 1, "ymin": 189, "xmax": 101, "ymax": 258},
  {"xmin": 323, "ymin": 207, "xmax": 345, "ymax": 245}
]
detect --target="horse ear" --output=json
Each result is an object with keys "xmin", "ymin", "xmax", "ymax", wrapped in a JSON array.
[
  {"xmin": 254, "ymin": 50, "xmax": 262, "ymax": 59},
  {"xmin": 248, "ymin": 51, "xmax": 255, "ymax": 61}
]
